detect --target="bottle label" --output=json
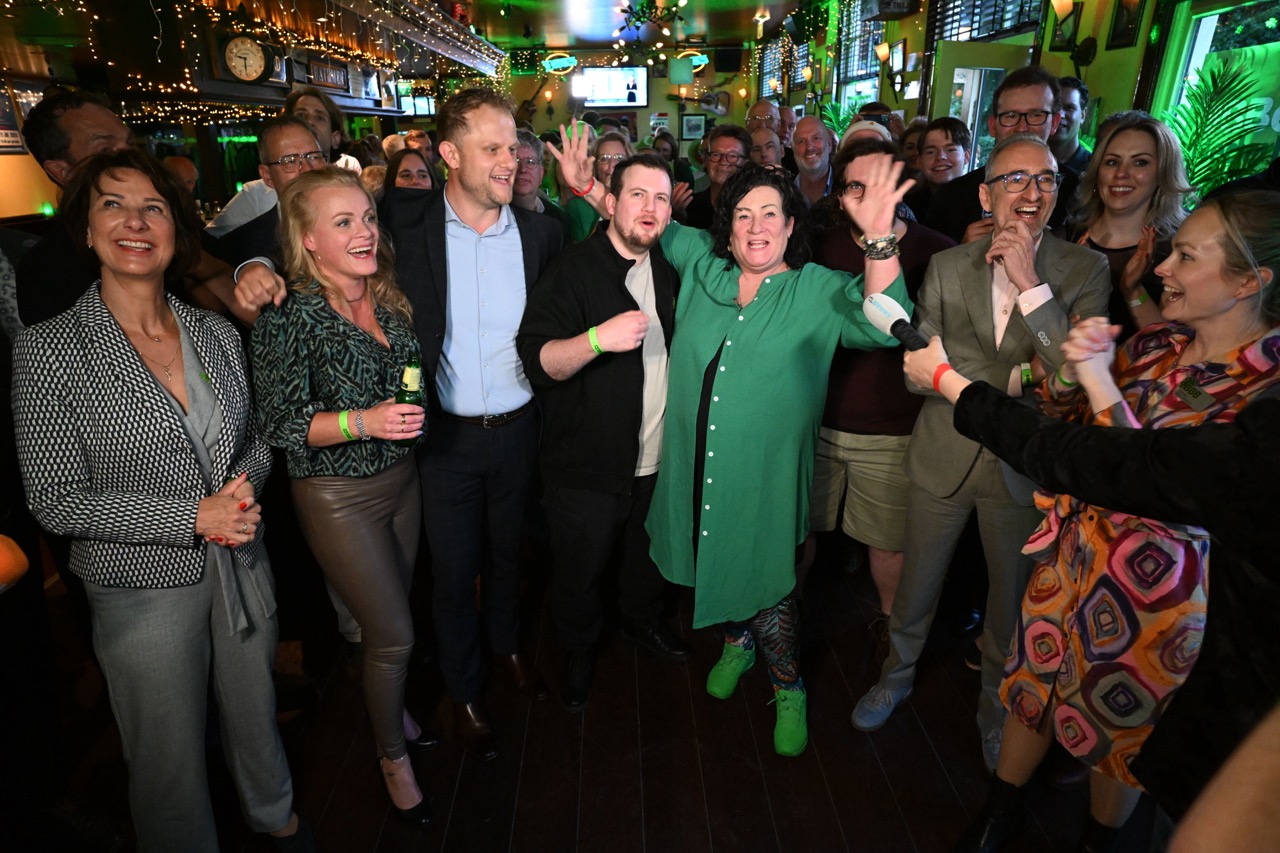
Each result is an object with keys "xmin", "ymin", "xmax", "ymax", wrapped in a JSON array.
[{"xmin": 401, "ymin": 366, "xmax": 421, "ymax": 392}]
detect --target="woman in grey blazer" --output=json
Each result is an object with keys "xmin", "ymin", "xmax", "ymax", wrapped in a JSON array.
[{"xmin": 10, "ymin": 149, "xmax": 309, "ymax": 852}]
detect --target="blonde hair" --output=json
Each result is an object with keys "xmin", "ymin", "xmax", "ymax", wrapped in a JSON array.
[
  {"xmin": 277, "ymin": 167, "xmax": 412, "ymax": 321},
  {"xmin": 1072, "ymin": 115, "xmax": 1193, "ymax": 238}
]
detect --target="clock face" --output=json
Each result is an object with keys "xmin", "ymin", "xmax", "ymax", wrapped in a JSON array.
[{"xmin": 225, "ymin": 36, "xmax": 268, "ymax": 83}]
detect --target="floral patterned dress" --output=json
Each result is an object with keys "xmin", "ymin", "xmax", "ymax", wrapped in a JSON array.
[{"xmin": 1000, "ymin": 323, "xmax": 1280, "ymax": 788}]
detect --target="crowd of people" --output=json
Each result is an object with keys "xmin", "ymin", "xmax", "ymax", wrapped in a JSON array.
[{"xmin": 3, "ymin": 62, "xmax": 1279, "ymax": 853}]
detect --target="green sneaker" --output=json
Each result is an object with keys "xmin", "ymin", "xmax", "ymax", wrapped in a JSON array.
[
  {"xmin": 706, "ymin": 643, "xmax": 755, "ymax": 699},
  {"xmin": 772, "ymin": 688, "xmax": 808, "ymax": 756}
]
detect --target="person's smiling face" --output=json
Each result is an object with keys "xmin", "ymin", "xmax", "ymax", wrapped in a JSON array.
[{"xmin": 730, "ymin": 185, "xmax": 793, "ymax": 277}]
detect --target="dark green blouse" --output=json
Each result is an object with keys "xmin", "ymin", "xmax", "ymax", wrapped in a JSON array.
[{"xmin": 250, "ymin": 288, "xmax": 421, "ymax": 479}]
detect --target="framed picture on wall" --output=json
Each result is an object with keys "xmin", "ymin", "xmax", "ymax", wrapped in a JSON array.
[
  {"xmin": 681, "ymin": 113, "xmax": 706, "ymax": 140},
  {"xmin": 1051, "ymin": 2, "xmax": 1083, "ymax": 52},
  {"xmin": 889, "ymin": 40, "xmax": 906, "ymax": 75},
  {"xmin": 1107, "ymin": 0, "xmax": 1147, "ymax": 50}
]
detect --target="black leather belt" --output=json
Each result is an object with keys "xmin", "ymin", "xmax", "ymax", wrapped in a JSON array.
[{"xmin": 441, "ymin": 401, "xmax": 534, "ymax": 429}]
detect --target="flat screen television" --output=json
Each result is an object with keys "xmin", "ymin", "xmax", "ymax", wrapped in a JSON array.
[{"xmin": 572, "ymin": 67, "xmax": 647, "ymax": 109}]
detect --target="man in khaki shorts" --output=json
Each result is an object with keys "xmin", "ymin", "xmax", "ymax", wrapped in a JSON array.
[{"xmin": 806, "ymin": 138, "xmax": 957, "ymax": 644}]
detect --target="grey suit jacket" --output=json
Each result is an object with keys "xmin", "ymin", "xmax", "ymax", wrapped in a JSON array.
[
  {"xmin": 11, "ymin": 286, "xmax": 272, "ymax": 588},
  {"xmin": 904, "ymin": 233, "xmax": 1111, "ymax": 502}
]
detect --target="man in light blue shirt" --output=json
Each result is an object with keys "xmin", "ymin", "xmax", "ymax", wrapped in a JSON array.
[{"xmin": 378, "ymin": 88, "xmax": 564, "ymax": 762}]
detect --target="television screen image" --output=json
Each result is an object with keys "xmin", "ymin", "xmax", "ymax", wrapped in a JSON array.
[{"xmin": 572, "ymin": 67, "xmax": 648, "ymax": 109}]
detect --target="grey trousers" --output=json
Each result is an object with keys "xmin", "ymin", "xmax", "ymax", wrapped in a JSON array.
[
  {"xmin": 880, "ymin": 450, "xmax": 1042, "ymax": 740},
  {"xmin": 292, "ymin": 455, "xmax": 421, "ymax": 759},
  {"xmin": 85, "ymin": 556, "xmax": 292, "ymax": 853}
]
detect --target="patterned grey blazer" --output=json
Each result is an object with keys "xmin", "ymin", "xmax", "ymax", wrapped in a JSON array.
[{"xmin": 10, "ymin": 285, "xmax": 271, "ymax": 588}]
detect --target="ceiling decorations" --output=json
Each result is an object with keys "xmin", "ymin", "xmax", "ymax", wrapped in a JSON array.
[{"xmin": 614, "ymin": 0, "xmax": 688, "ymax": 40}]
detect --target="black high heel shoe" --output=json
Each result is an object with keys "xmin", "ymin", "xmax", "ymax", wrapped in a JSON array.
[{"xmin": 379, "ymin": 756, "xmax": 431, "ymax": 825}]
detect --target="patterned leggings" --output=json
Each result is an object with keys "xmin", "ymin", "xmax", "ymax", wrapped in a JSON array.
[{"xmin": 723, "ymin": 596, "xmax": 803, "ymax": 691}]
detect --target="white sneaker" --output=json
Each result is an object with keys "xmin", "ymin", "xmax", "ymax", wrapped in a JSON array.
[{"xmin": 850, "ymin": 684, "xmax": 912, "ymax": 732}]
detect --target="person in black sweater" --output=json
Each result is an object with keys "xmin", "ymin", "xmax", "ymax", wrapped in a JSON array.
[{"xmin": 517, "ymin": 153, "xmax": 688, "ymax": 712}]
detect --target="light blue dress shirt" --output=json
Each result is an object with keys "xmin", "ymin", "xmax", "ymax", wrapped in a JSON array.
[{"xmin": 438, "ymin": 194, "xmax": 533, "ymax": 416}]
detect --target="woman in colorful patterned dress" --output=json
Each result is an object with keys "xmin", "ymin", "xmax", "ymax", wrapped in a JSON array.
[
  {"xmin": 250, "ymin": 168, "xmax": 432, "ymax": 824},
  {"xmin": 954, "ymin": 189, "xmax": 1280, "ymax": 852}
]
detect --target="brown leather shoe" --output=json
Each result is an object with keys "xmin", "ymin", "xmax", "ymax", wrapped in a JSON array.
[
  {"xmin": 496, "ymin": 653, "xmax": 549, "ymax": 701},
  {"xmin": 453, "ymin": 702, "xmax": 498, "ymax": 761}
]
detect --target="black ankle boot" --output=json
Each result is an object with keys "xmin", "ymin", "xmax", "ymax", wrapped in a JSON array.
[
  {"xmin": 1076, "ymin": 816, "xmax": 1120, "ymax": 853},
  {"xmin": 952, "ymin": 776, "xmax": 1025, "ymax": 853}
]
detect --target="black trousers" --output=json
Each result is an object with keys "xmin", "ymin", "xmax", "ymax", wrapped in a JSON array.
[
  {"xmin": 419, "ymin": 411, "xmax": 539, "ymax": 704},
  {"xmin": 544, "ymin": 473, "xmax": 667, "ymax": 650}
]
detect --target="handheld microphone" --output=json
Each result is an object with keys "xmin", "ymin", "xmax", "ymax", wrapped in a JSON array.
[{"xmin": 863, "ymin": 293, "xmax": 930, "ymax": 351}]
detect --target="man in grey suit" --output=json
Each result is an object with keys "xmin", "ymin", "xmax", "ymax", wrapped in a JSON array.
[{"xmin": 851, "ymin": 134, "xmax": 1112, "ymax": 771}]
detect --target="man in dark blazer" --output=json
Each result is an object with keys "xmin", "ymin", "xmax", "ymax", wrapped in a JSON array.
[
  {"xmin": 379, "ymin": 88, "xmax": 563, "ymax": 761},
  {"xmin": 851, "ymin": 135, "xmax": 1111, "ymax": 772},
  {"xmin": 236, "ymin": 89, "xmax": 563, "ymax": 760},
  {"xmin": 925, "ymin": 66, "xmax": 1079, "ymax": 246}
]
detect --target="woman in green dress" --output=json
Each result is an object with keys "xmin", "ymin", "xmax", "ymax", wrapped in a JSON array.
[{"xmin": 553, "ymin": 131, "xmax": 914, "ymax": 756}]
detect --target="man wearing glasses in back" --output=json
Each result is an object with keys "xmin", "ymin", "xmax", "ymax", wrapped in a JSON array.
[
  {"xmin": 678, "ymin": 124, "xmax": 752, "ymax": 230},
  {"xmin": 925, "ymin": 66, "xmax": 1080, "ymax": 245}
]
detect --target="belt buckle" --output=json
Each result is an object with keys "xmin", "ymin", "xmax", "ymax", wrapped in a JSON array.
[{"xmin": 481, "ymin": 413, "xmax": 498, "ymax": 429}]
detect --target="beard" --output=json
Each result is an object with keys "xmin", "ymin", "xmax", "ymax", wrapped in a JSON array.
[{"xmin": 612, "ymin": 219, "xmax": 661, "ymax": 255}]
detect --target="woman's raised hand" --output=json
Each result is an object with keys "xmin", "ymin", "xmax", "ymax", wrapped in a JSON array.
[
  {"xmin": 843, "ymin": 152, "xmax": 914, "ymax": 239},
  {"xmin": 549, "ymin": 123, "xmax": 595, "ymax": 194},
  {"xmin": 1062, "ymin": 317, "xmax": 1120, "ymax": 386}
]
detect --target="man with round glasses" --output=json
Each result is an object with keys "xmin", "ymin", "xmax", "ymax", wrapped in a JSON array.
[
  {"xmin": 852, "ymin": 133, "xmax": 1110, "ymax": 774},
  {"xmin": 680, "ymin": 124, "xmax": 751, "ymax": 230},
  {"xmin": 925, "ymin": 65, "xmax": 1080, "ymax": 245},
  {"xmin": 213, "ymin": 117, "xmax": 326, "ymax": 271}
]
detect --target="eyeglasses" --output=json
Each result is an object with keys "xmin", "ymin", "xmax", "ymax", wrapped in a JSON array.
[
  {"xmin": 264, "ymin": 151, "xmax": 327, "ymax": 172},
  {"xmin": 707, "ymin": 151, "xmax": 745, "ymax": 164},
  {"xmin": 838, "ymin": 181, "xmax": 866, "ymax": 200},
  {"xmin": 596, "ymin": 153, "xmax": 627, "ymax": 163},
  {"xmin": 516, "ymin": 157, "xmax": 541, "ymax": 168},
  {"xmin": 985, "ymin": 170, "xmax": 1063, "ymax": 193},
  {"xmin": 993, "ymin": 110, "xmax": 1052, "ymax": 128}
]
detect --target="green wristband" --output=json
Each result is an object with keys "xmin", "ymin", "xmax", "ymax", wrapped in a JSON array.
[
  {"xmin": 588, "ymin": 325, "xmax": 604, "ymax": 355},
  {"xmin": 1056, "ymin": 366, "xmax": 1078, "ymax": 388},
  {"xmin": 1020, "ymin": 362, "xmax": 1034, "ymax": 388},
  {"xmin": 338, "ymin": 410, "xmax": 355, "ymax": 441}
]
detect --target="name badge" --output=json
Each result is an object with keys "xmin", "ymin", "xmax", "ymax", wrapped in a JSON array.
[{"xmin": 1175, "ymin": 375, "xmax": 1214, "ymax": 412}]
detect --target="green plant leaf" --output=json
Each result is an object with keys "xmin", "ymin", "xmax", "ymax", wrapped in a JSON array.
[{"xmin": 1162, "ymin": 54, "xmax": 1272, "ymax": 197}]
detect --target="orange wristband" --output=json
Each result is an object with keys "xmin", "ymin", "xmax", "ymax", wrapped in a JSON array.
[{"xmin": 932, "ymin": 363, "xmax": 954, "ymax": 393}]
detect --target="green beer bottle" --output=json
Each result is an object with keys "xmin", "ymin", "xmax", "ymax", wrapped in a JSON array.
[{"xmin": 394, "ymin": 355, "xmax": 423, "ymax": 447}]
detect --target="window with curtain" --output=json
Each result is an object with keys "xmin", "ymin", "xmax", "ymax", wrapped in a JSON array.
[
  {"xmin": 835, "ymin": 0, "xmax": 884, "ymax": 84},
  {"xmin": 927, "ymin": 0, "xmax": 1041, "ymax": 44}
]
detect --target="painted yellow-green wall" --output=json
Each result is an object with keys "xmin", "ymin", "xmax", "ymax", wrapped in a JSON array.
[
  {"xmin": 0, "ymin": 152, "xmax": 59, "ymax": 221},
  {"xmin": 1036, "ymin": 0, "xmax": 1159, "ymax": 136}
]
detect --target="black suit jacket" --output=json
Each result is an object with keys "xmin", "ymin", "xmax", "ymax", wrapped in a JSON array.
[
  {"xmin": 378, "ymin": 187, "xmax": 563, "ymax": 383},
  {"xmin": 210, "ymin": 206, "xmax": 281, "ymax": 270}
]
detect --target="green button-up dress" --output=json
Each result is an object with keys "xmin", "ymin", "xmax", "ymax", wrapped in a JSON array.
[{"xmin": 646, "ymin": 222, "xmax": 912, "ymax": 628}]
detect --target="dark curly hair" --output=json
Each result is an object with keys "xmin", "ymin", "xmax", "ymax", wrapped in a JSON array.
[
  {"xmin": 710, "ymin": 162, "xmax": 810, "ymax": 271},
  {"xmin": 62, "ymin": 147, "xmax": 203, "ymax": 281}
]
